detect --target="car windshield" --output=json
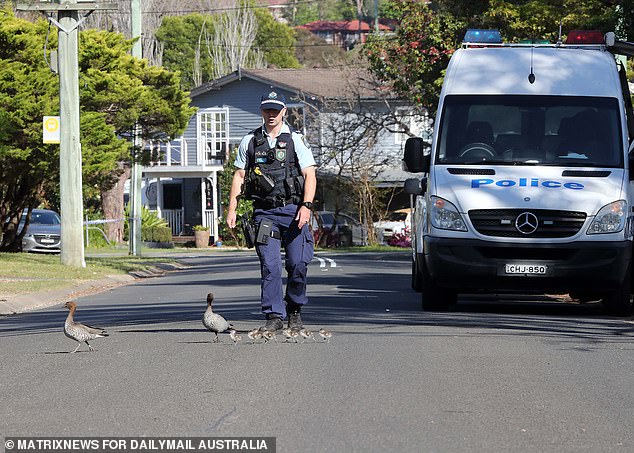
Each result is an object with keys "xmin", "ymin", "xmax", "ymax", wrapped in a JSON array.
[
  {"xmin": 21, "ymin": 211, "xmax": 61, "ymax": 225},
  {"xmin": 436, "ymin": 95, "xmax": 623, "ymax": 167},
  {"xmin": 320, "ymin": 213, "xmax": 335, "ymax": 225},
  {"xmin": 387, "ymin": 212, "xmax": 408, "ymax": 221}
]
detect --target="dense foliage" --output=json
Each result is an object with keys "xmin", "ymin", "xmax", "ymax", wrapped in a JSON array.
[
  {"xmin": 0, "ymin": 12, "xmax": 194, "ymax": 251},
  {"xmin": 366, "ymin": 0, "xmax": 634, "ymax": 116},
  {"xmin": 155, "ymin": 6, "xmax": 300, "ymax": 90},
  {"xmin": 218, "ymin": 145, "xmax": 252, "ymax": 247}
]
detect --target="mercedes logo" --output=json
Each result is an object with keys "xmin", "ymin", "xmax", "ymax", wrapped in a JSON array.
[{"xmin": 515, "ymin": 212, "xmax": 539, "ymax": 235}]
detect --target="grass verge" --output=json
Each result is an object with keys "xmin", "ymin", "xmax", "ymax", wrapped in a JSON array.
[{"xmin": 0, "ymin": 253, "xmax": 178, "ymax": 298}]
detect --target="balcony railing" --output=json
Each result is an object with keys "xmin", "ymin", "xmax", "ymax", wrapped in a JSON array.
[
  {"xmin": 155, "ymin": 208, "xmax": 184, "ymax": 236},
  {"xmin": 152, "ymin": 208, "xmax": 216, "ymax": 238},
  {"xmin": 145, "ymin": 138, "xmax": 226, "ymax": 168}
]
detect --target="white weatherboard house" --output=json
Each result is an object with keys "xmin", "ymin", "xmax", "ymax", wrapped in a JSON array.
[{"xmin": 141, "ymin": 68, "xmax": 428, "ymax": 241}]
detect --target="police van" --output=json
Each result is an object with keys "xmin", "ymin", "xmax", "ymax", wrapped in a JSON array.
[{"xmin": 403, "ymin": 30, "xmax": 634, "ymax": 315}]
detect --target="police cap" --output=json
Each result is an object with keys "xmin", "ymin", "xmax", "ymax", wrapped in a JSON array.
[{"xmin": 260, "ymin": 90, "xmax": 286, "ymax": 111}]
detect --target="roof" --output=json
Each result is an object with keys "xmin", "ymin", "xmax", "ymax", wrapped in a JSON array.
[
  {"xmin": 190, "ymin": 67, "xmax": 384, "ymax": 100},
  {"xmin": 447, "ymin": 46, "xmax": 621, "ymax": 97}
]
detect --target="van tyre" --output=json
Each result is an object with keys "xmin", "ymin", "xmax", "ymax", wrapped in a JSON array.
[
  {"xmin": 420, "ymin": 257, "xmax": 456, "ymax": 311},
  {"xmin": 602, "ymin": 264, "xmax": 632, "ymax": 316}
]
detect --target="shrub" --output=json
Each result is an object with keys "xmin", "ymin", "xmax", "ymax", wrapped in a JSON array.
[
  {"xmin": 142, "ymin": 225, "xmax": 172, "ymax": 243},
  {"xmin": 387, "ymin": 227, "xmax": 412, "ymax": 248},
  {"xmin": 123, "ymin": 205, "xmax": 171, "ymax": 242}
]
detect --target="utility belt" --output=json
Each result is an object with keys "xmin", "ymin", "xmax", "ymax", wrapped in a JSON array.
[
  {"xmin": 240, "ymin": 216, "xmax": 282, "ymax": 248},
  {"xmin": 253, "ymin": 197, "xmax": 300, "ymax": 210}
]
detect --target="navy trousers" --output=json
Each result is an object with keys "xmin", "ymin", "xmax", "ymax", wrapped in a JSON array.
[{"xmin": 254, "ymin": 204, "xmax": 314, "ymax": 319}]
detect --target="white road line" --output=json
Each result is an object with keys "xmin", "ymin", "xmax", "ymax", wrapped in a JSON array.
[{"xmin": 314, "ymin": 256, "xmax": 337, "ymax": 268}]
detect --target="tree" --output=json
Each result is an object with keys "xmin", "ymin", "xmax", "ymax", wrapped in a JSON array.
[
  {"xmin": 154, "ymin": 14, "xmax": 214, "ymax": 89},
  {"xmin": 365, "ymin": 1, "xmax": 461, "ymax": 115},
  {"xmin": 365, "ymin": 0, "xmax": 631, "ymax": 117},
  {"xmin": 155, "ymin": 5, "xmax": 299, "ymax": 89},
  {"xmin": 301, "ymin": 65, "xmax": 423, "ymax": 244},
  {"xmin": 285, "ymin": 0, "xmax": 358, "ymax": 25},
  {"xmin": 0, "ymin": 13, "xmax": 195, "ymax": 250},
  {"xmin": 294, "ymin": 27, "xmax": 348, "ymax": 67},
  {"xmin": 473, "ymin": 0, "xmax": 620, "ymax": 42},
  {"xmin": 208, "ymin": 1, "xmax": 262, "ymax": 80},
  {"xmin": 0, "ymin": 13, "xmax": 60, "ymax": 251},
  {"xmin": 253, "ymin": 7, "xmax": 300, "ymax": 69},
  {"xmin": 80, "ymin": 112, "xmax": 130, "ymax": 240},
  {"xmin": 78, "ymin": 29, "xmax": 196, "ymax": 242},
  {"xmin": 217, "ymin": 145, "xmax": 252, "ymax": 247}
]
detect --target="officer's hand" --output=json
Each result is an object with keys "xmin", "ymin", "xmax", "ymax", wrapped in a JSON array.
[
  {"xmin": 295, "ymin": 206, "xmax": 311, "ymax": 229},
  {"xmin": 226, "ymin": 211, "xmax": 237, "ymax": 229}
]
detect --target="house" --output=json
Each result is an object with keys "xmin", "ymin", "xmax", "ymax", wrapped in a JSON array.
[
  {"xmin": 298, "ymin": 20, "xmax": 392, "ymax": 50},
  {"xmin": 260, "ymin": 0, "xmax": 290, "ymax": 22},
  {"xmin": 141, "ymin": 68, "xmax": 429, "ymax": 241}
]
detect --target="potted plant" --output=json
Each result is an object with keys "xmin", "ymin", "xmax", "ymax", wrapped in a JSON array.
[{"xmin": 193, "ymin": 225, "xmax": 210, "ymax": 248}]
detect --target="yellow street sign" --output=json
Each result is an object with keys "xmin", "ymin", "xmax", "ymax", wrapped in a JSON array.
[{"xmin": 43, "ymin": 116, "xmax": 60, "ymax": 144}]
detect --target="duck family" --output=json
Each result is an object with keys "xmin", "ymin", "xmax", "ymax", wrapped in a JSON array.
[{"xmin": 62, "ymin": 293, "xmax": 333, "ymax": 351}]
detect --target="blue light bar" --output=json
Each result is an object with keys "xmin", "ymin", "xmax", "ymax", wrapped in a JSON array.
[{"xmin": 463, "ymin": 29, "xmax": 503, "ymax": 44}]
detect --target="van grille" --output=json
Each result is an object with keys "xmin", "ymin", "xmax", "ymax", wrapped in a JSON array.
[{"xmin": 468, "ymin": 209, "xmax": 586, "ymax": 238}]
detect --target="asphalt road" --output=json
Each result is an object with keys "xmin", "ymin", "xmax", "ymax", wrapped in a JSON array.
[{"xmin": 1, "ymin": 251, "xmax": 634, "ymax": 452}]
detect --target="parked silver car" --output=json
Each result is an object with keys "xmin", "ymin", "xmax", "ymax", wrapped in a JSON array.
[
  {"xmin": 313, "ymin": 210, "xmax": 368, "ymax": 247},
  {"xmin": 20, "ymin": 209, "xmax": 61, "ymax": 253}
]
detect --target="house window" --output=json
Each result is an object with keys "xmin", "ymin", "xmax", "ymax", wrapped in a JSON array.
[
  {"xmin": 199, "ymin": 109, "xmax": 228, "ymax": 164},
  {"xmin": 395, "ymin": 108, "xmax": 430, "ymax": 145}
]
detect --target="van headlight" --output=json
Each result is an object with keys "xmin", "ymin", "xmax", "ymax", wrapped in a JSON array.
[
  {"xmin": 587, "ymin": 200, "xmax": 626, "ymax": 234},
  {"xmin": 430, "ymin": 196, "xmax": 467, "ymax": 231}
]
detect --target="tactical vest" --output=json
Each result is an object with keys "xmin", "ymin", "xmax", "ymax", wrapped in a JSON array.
[{"xmin": 244, "ymin": 126, "xmax": 305, "ymax": 208}]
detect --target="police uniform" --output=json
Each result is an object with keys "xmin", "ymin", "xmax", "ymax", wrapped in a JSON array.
[{"xmin": 235, "ymin": 91, "xmax": 316, "ymax": 323}]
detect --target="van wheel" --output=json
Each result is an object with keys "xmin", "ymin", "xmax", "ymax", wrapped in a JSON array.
[
  {"xmin": 602, "ymin": 264, "xmax": 632, "ymax": 316},
  {"xmin": 420, "ymin": 257, "xmax": 456, "ymax": 311},
  {"xmin": 412, "ymin": 256, "xmax": 422, "ymax": 292}
]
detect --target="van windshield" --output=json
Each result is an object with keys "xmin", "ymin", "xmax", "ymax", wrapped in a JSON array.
[{"xmin": 436, "ymin": 95, "xmax": 623, "ymax": 167}]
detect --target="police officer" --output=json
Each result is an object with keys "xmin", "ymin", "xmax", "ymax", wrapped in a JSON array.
[{"xmin": 226, "ymin": 90, "xmax": 317, "ymax": 332}]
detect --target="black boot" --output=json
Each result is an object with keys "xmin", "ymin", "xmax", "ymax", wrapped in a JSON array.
[
  {"xmin": 287, "ymin": 307, "xmax": 303, "ymax": 330},
  {"xmin": 261, "ymin": 314, "xmax": 284, "ymax": 332}
]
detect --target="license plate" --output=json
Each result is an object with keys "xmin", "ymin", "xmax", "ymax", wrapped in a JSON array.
[
  {"xmin": 505, "ymin": 264, "xmax": 547, "ymax": 275},
  {"xmin": 40, "ymin": 238, "xmax": 55, "ymax": 244}
]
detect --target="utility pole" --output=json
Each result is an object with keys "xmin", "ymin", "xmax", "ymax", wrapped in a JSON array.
[
  {"xmin": 374, "ymin": 0, "xmax": 379, "ymax": 33},
  {"xmin": 129, "ymin": 0, "xmax": 142, "ymax": 257},
  {"xmin": 17, "ymin": 0, "xmax": 117, "ymax": 267}
]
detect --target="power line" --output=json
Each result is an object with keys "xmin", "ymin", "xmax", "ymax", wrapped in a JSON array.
[
  {"xmin": 116, "ymin": 0, "xmax": 322, "ymax": 15},
  {"xmin": 149, "ymin": 33, "xmax": 397, "ymax": 49}
]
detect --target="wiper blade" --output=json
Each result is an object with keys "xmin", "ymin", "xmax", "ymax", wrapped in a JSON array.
[{"xmin": 456, "ymin": 159, "xmax": 537, "ymax": 165}]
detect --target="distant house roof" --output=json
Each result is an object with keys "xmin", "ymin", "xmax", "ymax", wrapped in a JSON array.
[
  {"xmin": 190, "ymin": 68, "xmax": 385, "ymax": 101},
  {"xmin": 260, "ymin": 0, "xmax": 290, "ymax": 19}
]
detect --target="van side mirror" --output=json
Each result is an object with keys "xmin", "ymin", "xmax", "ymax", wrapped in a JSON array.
[
  {"xmin": 403, "ymin": 137, "xmax": 430, "ymax": 173},
  {"xmin": 404, "ymin": 177, "xmax": 427, "ymax": 195}
]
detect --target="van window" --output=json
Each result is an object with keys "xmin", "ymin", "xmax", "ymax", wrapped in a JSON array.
[{"xmin": 437, "ymin": 95, "xmax": 622, "ymax": 167}]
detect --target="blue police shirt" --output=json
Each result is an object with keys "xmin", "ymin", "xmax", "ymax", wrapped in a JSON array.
[{"xmin": 234, "ymin": 123, "xmax": 316, "ymax": 170}]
